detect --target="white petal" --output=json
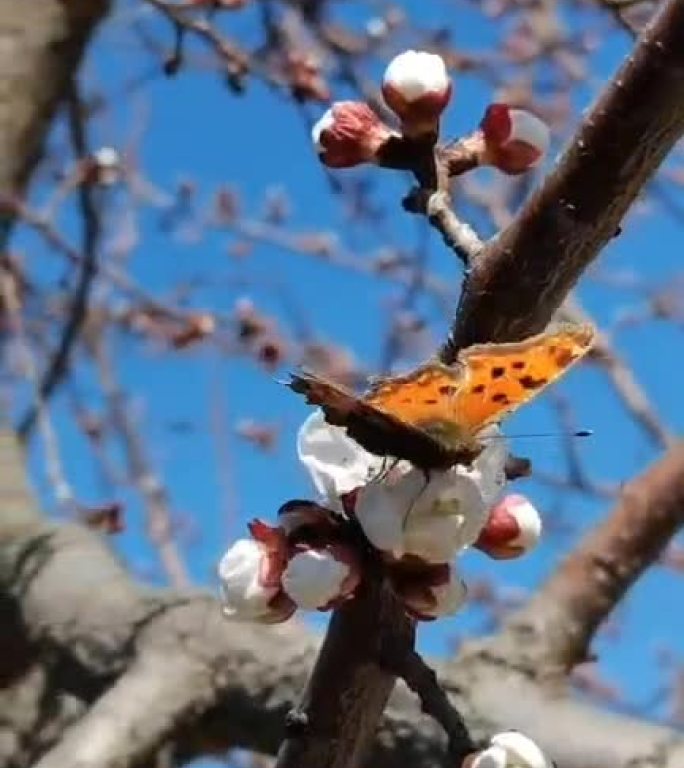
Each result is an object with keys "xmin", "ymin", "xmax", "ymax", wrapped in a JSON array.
[
  {"xmin": 508, "ymin": 110, "xmax": 550, "ymax": 156},
  {"xmin": 354, "ymin": 472, "xmax": 419, "ymax": 555},
  {"xmin": 311, "ymin": 108, "xmax": 335, "ymax": 152},
  {"xmin": 506, "ymin": 496, "xmax": 542, "ymax": 550},
  {"xmin": 218, "ymin": 539, "xmax": 278, "ymax": 619},
  {"xmin": 282, "ymin": 549, "xmax": 349, "ymax": 610},
  {"xmin": 490, "ymin": 731, "xmax": 552, "ymax": 768},
  {"xmin": 471, "ymin": 745, "xmax": 508, "ymax": 768},
  {"xmin": 403, "ymin": 470, "xmax": 488, "ymax": 561},
  {"xmin": 471, "ymin": 424, "xmax": 508, "ymax": 508},
  {"xmin": 297, "ymin": 410, "xmax": 384, "ymax": 503},
  {"xmin": 383, "ymin": 50, "xmax": 449, "ymax": 100}
]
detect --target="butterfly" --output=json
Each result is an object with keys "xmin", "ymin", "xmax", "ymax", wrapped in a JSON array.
[{"xmin": 288, "ymin": 324, "xmax": 595, "ymax": 471}]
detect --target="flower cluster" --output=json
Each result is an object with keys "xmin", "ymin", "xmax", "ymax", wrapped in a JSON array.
[
  {"xmin": 218, "ymin": 411, "xmax": 542, "ymax": 624},
  {"xmin": 311, "ymin": 49, "xmax": 550, "ymax": 174}
]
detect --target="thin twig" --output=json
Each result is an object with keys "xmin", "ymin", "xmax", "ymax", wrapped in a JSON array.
[
  {"xmin": 380, "ymin": 641, "xmax": 477, "ymax": 765},
  {"xmin": 18, "ymin": 81, "xmax": 101, "ymax": 440}
]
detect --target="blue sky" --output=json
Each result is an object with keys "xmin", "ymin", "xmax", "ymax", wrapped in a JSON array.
[{"xmin": 16, "ymin": 0, "xmax": 684, "ymax": 749}]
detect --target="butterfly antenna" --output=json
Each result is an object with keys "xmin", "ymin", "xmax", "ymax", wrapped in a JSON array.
[{"xmin": 485, "ymin": 429, "xmax": 593, "ymax": 440}]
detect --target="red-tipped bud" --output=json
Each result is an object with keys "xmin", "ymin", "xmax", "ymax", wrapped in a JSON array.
[
  {"xmin": 312, "ymin": 102, "xmax": 394, "ymax": 168},
  {"xmin": 382, "ymin": 50, "xmax": 451, "ymax": 137},
  {"xmin": 480, "ymin": 104, "xmax": 550, "ymax": 174},
  {"xmin": 474, "ymin": 494, "xmax": 542, "ymax": 560}
]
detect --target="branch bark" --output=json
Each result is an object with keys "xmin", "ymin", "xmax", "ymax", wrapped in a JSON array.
[
  {"xmin": 0, "ymin": 0, "xmax": 111, "ymax": 203},
  {"xmin": 282, "ymin": 3, "xmax": 684, "ymax": 767},
  {"xmin": 442, "ymin": 0, "xmax": 684, "ymax": 356}
]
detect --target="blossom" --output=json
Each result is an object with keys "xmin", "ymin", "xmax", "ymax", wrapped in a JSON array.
[
  {"xmin": 281, "ymin": 544, "xmax": 361, "ymax": 610},
  {"xmin": 479, "ymin": 104, "xmax": 550, "ymax": 174},
  {"xmin": 218, "ymin": 520, "xmax": 295, "ymax": 623},
  {"xmin": 297, "ymin": 410, "xmax": 386, "ymax": 508},
  {"xmin": 468, "ymin": 731, "xmax": 552, "ymax": 768},
  {"xmin": 354, "ymin": 428, "xmax": 507, "ymax": 563},
  {"xmin": 474, "ymin": 494, "xmax": 542, "ymax": 560},
  {"xmin": 390, "ymin": 561, "xmax": 467, "ymax": 620},
  {"xmin": 382, "ymin": 50, "xmax": 451, "ymax": 136},
  {"xmin": 90, "ymin": 147, "xmax": 122, "ymax": 186},
  {"xmin": 312, "ymin": 102, "xmax": 394, "ymax": 168}
]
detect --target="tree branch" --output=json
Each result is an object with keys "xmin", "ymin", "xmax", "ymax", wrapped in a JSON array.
[
  {"xmin": 493, "ymin": 442, "xmax": 684, "ymax": 674},
  {"xmin": 442, "ymin": 0, "xmax": 684, "ymax": 357}
]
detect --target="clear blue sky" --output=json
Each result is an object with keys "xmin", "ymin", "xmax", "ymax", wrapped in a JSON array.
[{"xmin": 18, "ymin": 0, "xmax": 684, "ymax": 745}]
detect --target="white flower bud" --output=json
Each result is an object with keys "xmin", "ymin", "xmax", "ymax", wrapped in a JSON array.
[
  {"xmin": 475, "ymin": 494, "xmax": 542, "ymax": 560},
  {"xmin": 281, "ymin": 546, "xmax": 360, "ymax": 610},
  {"xmin": 486, "ymin": 731, "xmax": 552, "ymax": 768},
  {"xmin": 480, "ymin": 104, "xmax": 550, "ymax": 174},
  {"xmin": 382, "ymin": 50, "xmax": 451, "ymax": 136},
  {"xmin": 218, "ymin": 540, "xmax": 280, "ymax": 620},
  {"xmin": 218, "ymin": 522, "xmax": 295, "ymax": 624}
]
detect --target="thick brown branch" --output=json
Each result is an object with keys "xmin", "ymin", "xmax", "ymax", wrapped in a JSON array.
[
  {"xmin": 442, "ymin": 0, "xmax": 684, "ymax": 356},
  {"xmin": 493, "ymin": 443, "xmax": 684, "ymax": 674}
]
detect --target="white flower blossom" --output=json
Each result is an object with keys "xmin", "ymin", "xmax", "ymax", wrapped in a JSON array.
[
  {"xmin": 281, "ymin": 547, "xmax": 358, "ymax": 610},
  {"xmin": 298, "ymin": 410, "xmax": 386, "ymax": 506},
  {"xmin": 218, "ymin": 539, "xmax": 280, "ymax": 621},
  {"xmin": 471, "ymin": 731, "xmax": 552, "ymax": 768},
  {"xmin": 354, "ymin": 429, "xmax": 506, "ymax": 562}
]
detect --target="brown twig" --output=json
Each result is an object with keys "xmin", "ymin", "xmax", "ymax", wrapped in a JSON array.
[{"xmin": 18, "ymin": 82, "xmax": 101, "ymax": 440}]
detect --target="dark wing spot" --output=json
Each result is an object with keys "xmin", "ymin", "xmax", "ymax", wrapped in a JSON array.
[
  {"xmin": 423, "ymin": 399, "xmax": 438, "ymax": 405},
  {"xmin": 491, "ymin": 366, "xmax": 505, "ymax": 379},
  {"xmin": 518, "ymin": 375, "xmax": 548, "ymax": 390},
  {"xmin": 439, "ymin": 385, "xmax": 458, "ymax": 396},
  {"xmin": 547, "ymin": 345, "xmax": 557, "ymax": 355},
  {"xmin": 401, "ymin": 398, "xmax": 413, "ymax": 404},
  {"xmin": 471, "ymin": 384, "xmax": 486, "ymax": 394},
  {"xmin": 511, "ymin": 360, "xmax": 526, "ymax": 370},
  {"xmin": 491, "ymin": 392, "xmax": 509, "ymax": 404},
  {"xmin": 555, "ymin": 349, "xmax": 577, "ymax": 367}
]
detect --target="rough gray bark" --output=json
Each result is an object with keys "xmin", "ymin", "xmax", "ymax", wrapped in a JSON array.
[
  {"xmin": 2, "ymin": 1, "xmax": 684, "ymax": 767},
  {"xmin": 3, "ymin": 433, "xmax": 684, "ymax": 768},
  {"xmin": 0, "ymin": 0, "xmax": 110, "ymax": 202}
]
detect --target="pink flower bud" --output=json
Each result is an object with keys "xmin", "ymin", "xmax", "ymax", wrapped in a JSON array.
[
  {"xmin": 281, "ymin": 543, "xmax": 362, "ymax": 610},
  {"xmin": 480, "ymin": 104, "xmax": 550, "ymax": 174},
  {"xmin": 218, "ymin": 525, "xmax": 296, "ymax": 624},
  {"xmin": 474, "ymin": 494, "xmax": 542, "ymax": 560},
  {"xmin": 382, "ymin": 50, "xmax": 451, "ymax": 137},
  {"xmin": 390, "ymin": 560, "xmax": 467, "ymax": 621},
  {"xmin": 312, "ymin": 102, "xmax": 394, "ymax": 168}
]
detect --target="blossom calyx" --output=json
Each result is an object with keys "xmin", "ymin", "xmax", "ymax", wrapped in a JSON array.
[
  {"xmin": 382, "ymin": 50, "xmax": 451, "ymax": 137},
  {"xmin": 312, "ymin": 102, "xmax": 394, "ymax": 168},
  {"xmin": 479, "ymin": 104, "xmax": 550, "ymax": 174},
  {"xmin": 474, "ymin": 494, "xmax": 542, "ymax": 560},
  {"xmin": 390, "ymin": 560, "xmax": 467, "ymax": 621}
]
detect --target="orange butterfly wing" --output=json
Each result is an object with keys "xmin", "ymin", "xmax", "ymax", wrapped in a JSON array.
[
  {"xmin": 448, "ymin": 324, "xmax": 595, "ymax": 435},
  {"xmin": 364, "ymin": 324, "xmax": 594, "ymax": 442},
  {"xmin": 288, "ymin": 371, "xmax": 472, "ymax": 469},
  {"xmin": 288, "ymin": 324, "xmax": 595, "ymax": 469}
]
